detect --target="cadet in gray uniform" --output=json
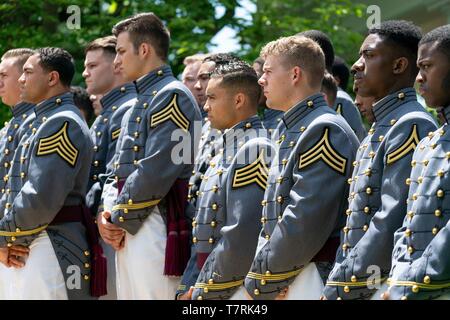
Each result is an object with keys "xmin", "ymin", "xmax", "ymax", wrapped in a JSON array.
[
  {"xmin": 244, "ymin": 36, "xmax": 359, "ymax": 300},
  {"xmin": 82, "ymin": 36, "xmax": 137, "ymax": 300},
  {"xmin": 177, "ymin": 61, "xmax": 275, "ymax": 300},
  {"xmin": 188, "ymin": 54, "xmax": 241, "ymax": 210},
  {"xmin": 384, "ymin": 25, "xmax": 450, "ymax": 300},
  {"xmin": 99, "ymin": 13, "xmax": 201, "ymax": 299},
  {"xmin": 298, "ymin": 30, "xmax": 366, "ymax": 142},
  {"xmin": 323, "ymin": 21, "xmax": 438, "ymax": 300},
  {"xmin": 83, "ymin": 36, "xmax": 137, "ymax": 219},
  {"xmin": 0, "ymin": 49, "xmax": 35, "ymax": 195},
  {"xmin": 0, "ymin": 48, "xmax": 103, "ymax": 299}
]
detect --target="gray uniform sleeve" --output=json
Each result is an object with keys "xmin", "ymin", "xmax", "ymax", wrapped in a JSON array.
[
  {"xmin": 176, "ymin": 246, "xmax": 201, "ymax": 297},
  {"xmin": 192, "ymin": 139, "xmax": 275, "ymax": 300},
  {"xmin": 388, "ymin": 218, "xmax": 450, "ymax": 300},
  {"xmin": 0, "ymin": 118, "xmax": 91, "ymax": 246},
  {"xmin": 110, "ymin": 89, "xmax": 199, "ymax": 234},
  {"xmin": 244, "ymin": 123, "xmax": 358, "ymax": 299},
  {"xmin": 323, "ymin": 119, "xmax": 437, "ymax": 300}
]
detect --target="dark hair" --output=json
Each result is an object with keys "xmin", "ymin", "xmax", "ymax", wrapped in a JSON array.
[
  {"xmin": 419, "ymin": 24, "xmax": 450, "ymax": 60},
  {"xmin": 36, "ymin": 47, "xmax": 75, "ymax": 87},
  {"xmin": 1, "ymin": 48, "xmax": 35, "ymax": 72},
  {"xmin": 332, "ymin": 56, "xmax": 350, "ymax": 90},
  {"xmin": 211, "ymin": 61, "xmax": 261, "ymax": 108},
  {"xmin": 85, "ymin": 35, "xmax": 117, "ymax": 57},
  {"xmin": 368, "ymin": 20, "xmax": 422, "ymax": 72},
  {"xmin": 203, "ymin": 53, "xmax": 241, "ymax": 66},
  {"xmin": 112, "ymin": 12, "xmax": 170, "ymax": 61},
  {"xmin": 297, "ymin": 30, "xmax": 334, "ymax": 71},
  {"xmin": 71, "ymin": 86, "xmax": 94, "ymax": 123},
  {"xmin": 321, "ymin": 72, "xmax": 338, "ymax": 105}
]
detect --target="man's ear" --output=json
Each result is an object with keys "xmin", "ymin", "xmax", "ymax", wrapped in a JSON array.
[
  {"xmin": 392, "ymin": 57, "xmax": 409, "ymax": 75},
  {"xmin": 48, "ymin": 71, "xmax": 60, "ymax": 87},
  {"xmin": 139, "ymin": 42, "xmax": 152, "ymax": 59},
  {"xmin": 235, "ymin": 92, "xmax": 246, "ymax": 110},
  {"xmin": 292, "ymin": 66, "xmax": 302, "ymax": 84}
]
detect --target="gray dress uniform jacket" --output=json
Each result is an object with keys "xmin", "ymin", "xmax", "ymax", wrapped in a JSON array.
[
  {"xmin": 259, "ymin": 108, "xmax": 284, "ymax": 133},
  {"xmin": 334, "ymin": 88, "xmax": 367, "ymax": 142},
  {"xmin": 101, "ymin": 65, "xmax": 201, "ymax": 235},
  {"xmin": 85, "ymin": 83, "xmax": 136, "ymax": 215},
  {"xmin": 388, "ymin": 105, "xmax": 450, "ymax": 300},
  {"xmin": 178, "ymin": 116, "xmax": 275, "ymax": 299},
  {"xmin": 323, "ymin": 88, "xmax": 438, "ymax": 300},
  {"xmin": 0, "ymin": 92, "xmax": 94, "ymax": 299},
  {"xmin": 187, "ymin": 121, "xmax": 222, "ymax": 213},
  {"xmin": 0, "ymin": 102, "xmax": 34, "ymax": 193},
  {"xmin": 244, "ymin": 93, "xmax": 359, "ymax": 299}
]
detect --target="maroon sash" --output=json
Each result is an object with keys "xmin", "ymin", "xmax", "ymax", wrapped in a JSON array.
[
  {"xmin": 51, "ymin": 205, "xmax": 107, "ymax": 297},
  {"xmin": 163, "ymin": 179, "xmax": 190, "ymax": 276},
  {"xmin": 311, "ymin": 237, "xmax": 340, "ymax": 262}
]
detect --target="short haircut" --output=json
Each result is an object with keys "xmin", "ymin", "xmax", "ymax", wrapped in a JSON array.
[
  {"xmin": 85, "ymin": 35, "xmax": 117, "ymax": 58},
  {"xmin": 183, "ymin": 53, "xmax": 208, "ymax": 65},
  {"xmin": 1, "ymin": 48, "xmax": 35, "ymax": 72},
  {"xmin": 419, "ymin": 24, "xmax": 450, "ymax": 60},
  {"xmin": 321, "ymin": 72, "xmax": 338, "ymax": 105},
  {"xmin": 112, "ymin": 12, "xmax": 170, "ymax": 61},
  {"xmin": 203, "ymin": 53, "xmax": 241, "ymax": 66},
  {"xmin": 210, "ymin": 61, "xmax": 261, "ymax": 108},
  {"xmin": 71, "ymin": 86, "xmax": 94, "ymax": 123},
  {"xmin": 261, "ymin": 35, "xmax": 325, "ymax": 87},
  {"xmin": 297, "ymin": 30, "xmax": 334, "ymax": 71},
  {"xmin": 332, "ymin": 56, "xmax": 350, "ymax": 89},
  {"xmin": 368, "ymin": 20, "xmax": 422, "ymax": 74},
  {"xmin": 36, "ymin": 47, "xmax": 75, "ymax": 87}
]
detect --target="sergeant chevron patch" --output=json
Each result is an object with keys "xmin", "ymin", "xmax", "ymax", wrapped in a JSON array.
[
  {"xmin": 233, "ymin": 149, "xmax": 269, "ymax": 190},
  {"xmin": 111, "ymin": 128, "xmax": 121, "ymax": 140},
  {"xmin": 387, "ymin": 124, "xmax": 419, "ymax": 164},
  {"xmin": 36, "ymin": 121, "xmax": 79, "ymax": 167},
  {"xmin": 336, "ymin": 103, "xmax": 343, "ymax": 115},
  {"xmin": 150, "ymin": 93, "xmax": 189, "ymax": 131},
  {"xmin": 299, "ymin": 127, "xmax": 347, "ymax": 175}
]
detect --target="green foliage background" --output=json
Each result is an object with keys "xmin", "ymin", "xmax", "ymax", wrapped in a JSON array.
[{"xmin": 0, "ymin": 0, "xmax": 367, "ymax": 123}]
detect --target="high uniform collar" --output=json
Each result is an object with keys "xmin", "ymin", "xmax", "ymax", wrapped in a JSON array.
[
  {"xmin": 35, "ymin": 92, "xmax": 73, "ymax": 117},
  {"xmin": 372, "ymin": 87, "xmax": 417, "ymax": 122},
  {"xmin": 135, "ymin": 65, "xmax": 173, "ymax": 94},
  {"xmin": 222, "ymin": 115, "xmax": 262, "ymax": 148},
  {"xmin": 12, "ymin": 101, "xmax": 34, "ymax": 118},
  {"xmin": 282, "ymin": 93, "xmax": 326, "ymax": 129},
  {"xmin": 100, "ymin": 82, "xmax": 136, "ymax": 112}
]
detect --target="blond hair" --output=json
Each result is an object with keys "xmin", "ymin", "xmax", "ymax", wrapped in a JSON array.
[
  {"xmin": 183, "ymin": 53, "xmax": 208, "ymax": 66},
  {"xmin": 261, "ymin": 35, "xmax": 325, "ymax": 87},
  {"xmin": 1, "ymin": 48, "xmax": 35, "ymax": 71}
]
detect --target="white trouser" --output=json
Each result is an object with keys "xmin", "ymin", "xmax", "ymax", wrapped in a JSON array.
[
  {"xmin": 116, "ymin": 207, "xmax": 180, "ymax": 299},
  {"xmin": 284, "ymin": 262, "xmax": 324, "ymax": 300},
  {"xmin": 230, "ymin": 262, "xmax": 323, "ymax": 300},
  {"xmin": 0, "ymin": 231, "xmax": 67, "ymax": 300},
  {"xmin": 98, "ymin": 239, "xmax": 117, "ymax": 300},
  {"xmin": 370, "ymin": 280, "xmax": 389, "ymax": 300}
]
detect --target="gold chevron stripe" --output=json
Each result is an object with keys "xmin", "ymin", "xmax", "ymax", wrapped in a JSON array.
[
  {"xmin": 233, "ymin": 149, "xmax": 269, "ymax": 190},
  {"xmin": 112, "ymin": 199, "xmax": 161, "ymax": 212},
  {"xmin": 150, "ymin": 93, "xmax": 189, "ymax": 131},
  {"xmin": 194, "ymin": 279, "xmax": 244, "ymax": 291},
  {"xmin": 0, "ymin": 224, "xmax": 48, "ymax": 237},
  {"xmin": 37, "ymin": 121, "xmax": 79, "ymax": 167},
  {"xmin": 336, "ymin": 103, "xmax": 342, "ymax": 115},
  {"xmin": 247, "ymin": 268, "xmax": 302, "ymax": 281},
  {"xmin": 326, "ymin": 277, "xmax": 387, "ymax": 288},
  {"xmin": 111, "ymin": 128, "xmax": 121, "ymax": 140},
  {"xmin": 387, "ymin": 124, "xmax": 420, "ymax": 164},
  {"xmin": 299, "ymin": 127, "xmax": 347, "ymax": 175},
  {"xmin": 388, "ymin": 278, "xmax": 450, "ymax": 290}
]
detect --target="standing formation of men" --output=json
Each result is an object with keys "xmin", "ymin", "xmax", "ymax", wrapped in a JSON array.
[{"xmin": 0, "ymin": 11, "xmax": 449, "ymax": 301}]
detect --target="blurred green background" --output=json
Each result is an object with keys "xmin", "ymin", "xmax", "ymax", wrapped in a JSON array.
[{"xmin": 1, "ymin": 0, "xmax": 449, "ymax": 124}]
